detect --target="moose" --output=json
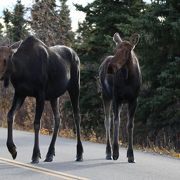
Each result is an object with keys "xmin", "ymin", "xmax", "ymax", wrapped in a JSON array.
[
  {"xmin": 99, "ymin": 33, "xmax": 141, "ymax": 163},
  {"xmin": 0, "ymin": 36, "xmax": 83, "ymax": 163}
]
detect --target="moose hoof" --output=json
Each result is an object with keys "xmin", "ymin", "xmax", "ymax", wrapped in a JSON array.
[
  {"xmin": 7, "ymin": 144, "xmax": 17, "ymax": 159},
  {"xmin": 106, "ymin": 154, "xmax": 112, "ymax": 160},
  {"xmin": 76, "ymin": 142, "xmax": 83, "ymax": 162},
  {"xmin": 31, "ymin": 152, "xmax": 41, "ymax": 164},
  {"xmin": 44, "ymin": 155, "xmax": 54, "ymax": 162},
  {"xmin": 128, "ymin": 157, "xmax": 135, "ymax": 163},
  {"xmin": 113, "ymin": 154, "xmax": 119, "ymax": 160},
  {"xmin": 31, "ymin": 155, "xmax": 41, "ymax": 164},
  {"xmin": 113, "ymin": 149, "xmax": 119, "ymax": 160},
  {"xmin": 12, "ymin": 151, "xmax": 17, "ymax": 160},
  {"xmin": 44, "ymin": 157, "xmax": 53, "ymax": 162},
  {"xmin": 44, "ymin": 149, "xmax": 55, "ymax": 162},
  {"xmin": 112, "ymin": 144, "xmax": 119, "ymax": 160},
  {"xmin": 76, "ymin": 155, "xmax": 83, "ymax": 162},
  {"xmin": 127, "ymin": 149, "xmax": 135, "ymax": 163},
  {"xmin": 31, "ymin": 158, "xmax": 40, "ymax": 164}
]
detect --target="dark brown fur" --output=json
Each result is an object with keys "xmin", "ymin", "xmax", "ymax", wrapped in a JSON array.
[
  {"xmin": 99, "ymin": 33, "xmax": 142, "ymax": 162},
  {"xmin": 0, "ymin": 36, "xmax": 83, "ymax": 163}
]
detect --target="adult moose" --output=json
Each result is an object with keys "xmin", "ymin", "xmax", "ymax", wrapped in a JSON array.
[
  {"xmin": 99, "ymin": 33, "xmax": 141, "ymax": 163},
  {"xmin": 0, "ymin": 36, "xmax": 83, "ymax": 163}
]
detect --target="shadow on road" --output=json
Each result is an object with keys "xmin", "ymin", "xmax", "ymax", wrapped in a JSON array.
[{"xmin": 35, "ymin": 158, "xmax": 129, "ymax": 172}]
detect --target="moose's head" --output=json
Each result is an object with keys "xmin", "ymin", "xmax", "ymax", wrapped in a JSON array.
[
  {"xmin": 0, "ymin": 41, "xmax": 22, "ymax": 80},
  {"xmin": 109, "ymin": 32, "xmax": 140, "ymax": 73}
]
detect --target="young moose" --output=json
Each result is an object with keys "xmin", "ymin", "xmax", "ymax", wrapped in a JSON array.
[
  {"xmin": 99, "ymin": 33, "xmax": 141, "ymax": 163},
  {"xmin": 0, "ymin": 36, "xmax": 83, "ymax": 163}
]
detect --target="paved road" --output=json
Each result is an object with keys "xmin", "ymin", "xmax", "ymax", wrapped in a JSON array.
[{"xmin": 0, "ymin": 128, "xmax": 179, "ymax": 180}]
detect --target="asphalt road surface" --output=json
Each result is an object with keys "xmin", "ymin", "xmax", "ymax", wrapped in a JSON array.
[{"xmin": 0, "ymin": 127, "xmax": 179, "ymax": 180}]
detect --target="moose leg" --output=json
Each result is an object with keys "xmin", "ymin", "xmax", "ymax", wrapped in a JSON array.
[
  {"xmin": 112, "ymin": 99, "xmax": 122, "ymax": 160},
  {"xmin": 102, "ymin": 95, "xmax": 112, "ymax": 160},
  {"xmin": 68, "ymin": 85, "xmax": 83, "ymax": 161},
  {"xmin": 45, "ymin": 98, "xmax": 60, "ymax": 162},
  {"xmin": 127, "ymin": 99, "xmax": 137, "ymax": 163},
  {"xmin": 7, "ymin": 93, "xmax": 25, "ymax": 159},
  {"xmin": 32, "ymin": 94, "xmax": 45, "ymax": 164}
]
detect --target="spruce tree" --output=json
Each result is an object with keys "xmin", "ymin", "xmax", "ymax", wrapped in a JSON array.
[
  {"xmin": 3, "ymin": 8, "xmax": 13, "ymax": 40},
  {"xmin": 58, "ymin": 0, "xmax": 74, "ymax": 46},
  {"xmin": 0, "ymin": 22, "xmax": 4, "ymax": 40},
  {"xmin": 3, "ymin": 0, "xmax": 28, "ymax": 42},
  {"xmin": 134, "ymin": 0, "xmax": 180, "ymax": 150},
  {"xmin": 31, "ymin": 0, "xmax": 58, "ymax": 45},
  {"xmin": 31, "ymin": 0, "xmax": 73, "ymax": 46},
  {"xmin": 11, "ymin": 0, "xmax": 27, "ymax": 41}
]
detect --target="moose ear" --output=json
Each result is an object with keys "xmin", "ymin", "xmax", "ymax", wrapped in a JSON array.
[
  {"xmin": 10, "ymin": 40, "xmax": 22, "ymax": 53},
  {"xmin": 129, "ymin": 33, "xmax": 140, "ymax": 49},
  {"xmin": 113, "ymin": 32, "xmax": 123, "ymax": 45}
]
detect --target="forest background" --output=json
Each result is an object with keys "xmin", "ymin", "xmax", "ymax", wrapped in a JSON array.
[{"xmin": 0, "ymin": 0, "xmax": 179, "ymax": 154}]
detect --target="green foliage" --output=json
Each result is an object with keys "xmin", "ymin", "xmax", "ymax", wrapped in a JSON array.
[
  {"xmin": 134, "ymin": 0, "xmax": 180, "ymax": 150},
  {"xmin": 59, "ymin": 0, "xmax": 74, "ymax": 46},
  {"xmin": 0, "ymin": 23, "xmax": 4, "ymax": 39},
  {"xmin": 75, "ymin": 0, "xmax": 145, "ymax": 59},
  {"xmin": 3, "ymin": 0, "xmax": 28, "ymax": 41},
  {"xmin": 31, "ymin": 0, "xmax": 59, "ymax": 45}
]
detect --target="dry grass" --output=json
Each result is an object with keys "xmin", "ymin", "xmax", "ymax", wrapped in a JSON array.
[{"xmin": 141, "ymin": 146, "xmax": 180, "ymax": 158}]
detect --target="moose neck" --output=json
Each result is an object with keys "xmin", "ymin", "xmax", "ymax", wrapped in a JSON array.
[{"xmin": 127, "ymin": 51, "xmax": 141, "ymax": 84}]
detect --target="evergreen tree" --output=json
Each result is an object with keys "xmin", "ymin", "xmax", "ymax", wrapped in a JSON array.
[
  {"xmin": 31, "ymin": 0, "xmax": 73, "ymax": 46},
  {"xmin": 11, "ymin": 0, "xmax": 27, "ymax": 41},
  {"xmin": 76, "ymin": 0, "xmax": 145, "ymax": 56},
  {"xmin": 58, "ymin": 0, "xmax": 74, "ymax": 46},
  {"xmin": 0, "ymin": 22, "xmax": 4, "ymax": 40},
  {"xmin": 31, "ymin": 0, "xmax": 58, "ymax": 45},
  {"xmin": 3, "ymin": 8, "xmax": 13, "ymax": 40},
  {"xmin": 3, "ymin": 0, "xmax": 28, "ymax": 42},
  {"xmin": 133, "ymin": 0, "xmax": 180, "ymax": 150}
]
